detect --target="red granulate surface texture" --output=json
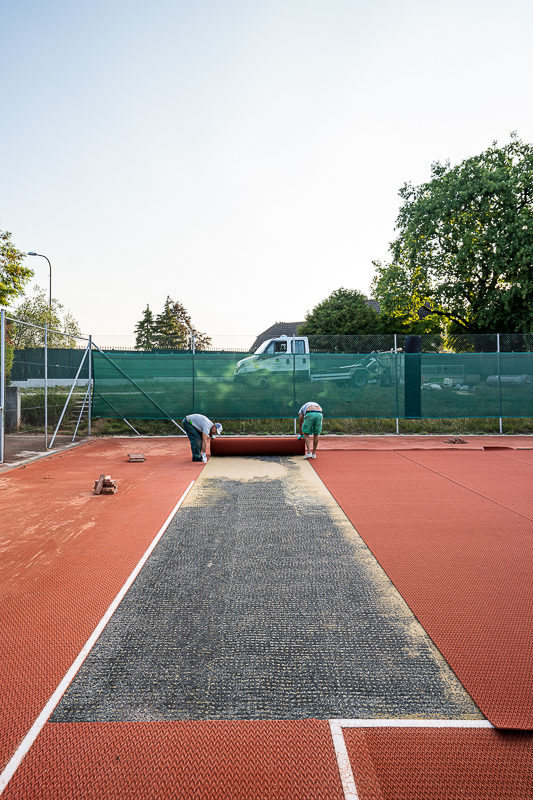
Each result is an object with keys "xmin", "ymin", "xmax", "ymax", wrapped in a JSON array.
[
  {"xmin": 344, "ymin": 727, "xmax": 533, "ymax": 799},
  {"xmin": 312, "ymin": 449, "xmax": 533, "ymax": 729},
  {"xmin": 0, "ymin": 439, "xmax": 203, "ymax": 772},
  {"xmin": 2, "ymin": 720, "xmax": 343, "ymax": 800}
]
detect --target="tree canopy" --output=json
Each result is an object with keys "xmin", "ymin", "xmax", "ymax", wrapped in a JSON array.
[
  {"xmin": 11, "ymin": 286, "xmax": 81, "ymax": 348},
  {"xmin": 1, "ymin": 226, "xmax": 33, "ymax": 306},
  {"xmin": 134, "ymin": 297, "xmax": 211, "ymax": 350},
  {"xmin": 298, "ymin": 288, "xmax": 382, "ymax": 335},
  {"xmin": 372, "ymin": 135, "xmax": 533, "ymax": 334}
]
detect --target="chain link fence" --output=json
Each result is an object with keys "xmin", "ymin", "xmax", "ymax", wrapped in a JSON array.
[
  {"xmin": 1, "ymin": 313, "xmax": 92, "ymax": 462},
  {"xmin": 3, "ymin": 321, "xmax": 533, "ymax": 464}
]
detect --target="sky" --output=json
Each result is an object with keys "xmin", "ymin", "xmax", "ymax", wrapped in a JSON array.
[{"xmin": 2, "ymin": 0, "xmax": 533, "ymax": 347}]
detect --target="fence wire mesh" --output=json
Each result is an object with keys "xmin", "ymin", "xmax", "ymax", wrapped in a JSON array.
[{"xmin": 3, "ymin": 327, "xmax": 533, "ymax": 462}]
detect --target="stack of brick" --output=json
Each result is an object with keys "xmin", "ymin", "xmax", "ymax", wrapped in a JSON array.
[{"xmin": 94, "ymin": 474, "xmax": 118, "ymax": 495}]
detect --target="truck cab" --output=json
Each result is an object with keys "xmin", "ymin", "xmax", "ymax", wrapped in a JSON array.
[{"xmin": 234, "ymin": 336, "xmax": 310, "ymax": 387}]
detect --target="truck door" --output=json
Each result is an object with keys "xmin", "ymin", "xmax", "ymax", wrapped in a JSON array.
[{"xmin": 292, "ymin": 338, "xmax": 309, "ymax": 376}]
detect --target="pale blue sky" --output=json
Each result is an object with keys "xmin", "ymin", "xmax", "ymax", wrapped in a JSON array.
[{"xmin": 2, "ymin": 0, "xmax": 532, "ymax": 344}]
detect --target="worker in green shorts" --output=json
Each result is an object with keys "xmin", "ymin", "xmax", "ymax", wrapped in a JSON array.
[
  {"xmin": 182, "ymin": 414, "xmax": 223, "ymax": 462},
  {"xmin": 298, "ymin": 402, "xmax": 323, "ymax": 459}
]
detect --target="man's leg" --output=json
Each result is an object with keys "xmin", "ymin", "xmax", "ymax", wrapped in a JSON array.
[
  {"xmin": 303, "ymin": 433, "xmax": 312, "ymax": 457},
  {"xmin": 183, "ymin": 420, "xmax": 203, "ymax": 461},
  {"xmin": 312, "ymin": 433, "xmax": 319, "ymax": 455}
]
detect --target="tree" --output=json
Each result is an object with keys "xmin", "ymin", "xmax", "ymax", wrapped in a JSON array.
[
  {"xmin": 137, "ymin": 296, "xmax": 212, "ymax": 350},
  {"xmin": 1, "ymin": 226, "xmax": 33, "ymax": 305},
  {"xmin": 298, "ymin": 288, "xmax": 382, "ymax": 335},
  {"xmin": 372, "ymin": 134, "xmax": 533, "ymax": 334},
  {"xmin": 134, "ymin": 305, "xmax": 158, "ymax": 349},
  {"xmin": 11, "ymin": 286, "xmax": 81, "ymax": 348}
]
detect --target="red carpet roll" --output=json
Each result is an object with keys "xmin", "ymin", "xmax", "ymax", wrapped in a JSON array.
[{"xmin": 211, "ymin": 437, "xmax": 306, "ymax": 457}]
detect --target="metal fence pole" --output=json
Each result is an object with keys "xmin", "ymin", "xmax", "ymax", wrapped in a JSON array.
[
  {"xmin": 292, "ymin": 335, "xmax": 297, "ymax": 427},
  {"xmin": 192, "ymin": 333, "xmax": 195, "ymax": 413},
  {"xmin": 44, "ymin": 323, "xmax": 48, "ymax": 449},
  {"xmin": 88, "ymin": 335, "xmax": 92, "ymax": 436},
  {"xmin": 394, "ymin": 334, "xmax": 399, "ymax": 435},
  {"xmin": 0, "ymin": 309, "xmax": 5, "ymax": 464},
  {"xmin": 497, "ymin": 333, "xmax": 502, "ymax": 434}
]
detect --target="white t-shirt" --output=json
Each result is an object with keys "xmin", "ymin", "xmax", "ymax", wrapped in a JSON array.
[
  {"xmin": 186, "ymin": 414, "xmax": 214, "ymax": 435},
  {"xmin": 298, "ymin": 402, "xmax": 323, "ymax": 415}
]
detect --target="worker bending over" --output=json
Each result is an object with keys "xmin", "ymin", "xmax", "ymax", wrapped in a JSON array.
[
  {"xmin": 298, "ymin": 401, "xmax": 323, "ymax": 459},
  {"xmin": 182, "ymin": 414, "xmax": 222, "ymax": 462}
]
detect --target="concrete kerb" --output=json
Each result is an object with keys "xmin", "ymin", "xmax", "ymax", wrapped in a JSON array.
[{"xmin": 0, "ymin": 436, "xmax": 92, "ymax": 473}]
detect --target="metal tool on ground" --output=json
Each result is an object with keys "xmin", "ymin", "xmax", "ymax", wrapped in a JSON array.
[
  {"xmin": 94, "ymin": 474, "xmax": 118, "ymax": 494},
  {"xmin": 210, "ymin": 436, "xmax": 305, "ymax": 457},
  {"xmin": 127, "ymin": 453, "xmax": 146, "ymax": 462}
]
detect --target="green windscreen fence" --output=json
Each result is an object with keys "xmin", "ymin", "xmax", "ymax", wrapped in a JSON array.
[{"xmin": 91, "ymin": 348, "xmax": 533, "ymax": 420}]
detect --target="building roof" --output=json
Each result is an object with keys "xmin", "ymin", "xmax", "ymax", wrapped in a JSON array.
[
  {"xmin": 249, "ymin": 323, "xmax": 305, "ymax": 352},
  {"xmin": 250, "ymin": 300, "xmax": 382, "ymax": 352}
]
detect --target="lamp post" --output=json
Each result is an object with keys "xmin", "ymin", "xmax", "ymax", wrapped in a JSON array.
[
  {"xmin": 27, "ymin": 252, "xmax": 52, "ymax": 309},
  {"xmin": 27, "ymin": 252, "xmax": 52, "ymax": 450}
]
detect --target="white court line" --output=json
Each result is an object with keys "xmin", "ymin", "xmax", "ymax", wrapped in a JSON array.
[
  {"xmin": 329, "ymin": 718, "xmax": 494, "ymax": 800},
  {"xmin": 329, "ymin": 721, "xmax": 360, "ymax": 800},
  {"xmin": 333, "ymin": 718, "xmax": 494, "ymax": 728},
  {"xmin": 0, "ymin": 480, "xmax": 195, "ymax": 796}
]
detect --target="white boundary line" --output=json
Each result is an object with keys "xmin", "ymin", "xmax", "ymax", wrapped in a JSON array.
[
  {"xmin": 332, "ymin": 718, "xmax": 494, "ymax": 728},
  {"xmin": 0, "ymin": 480, "xmax": 196, "ymax": 796},
  {"xmin": 329, "ymin": 718, "xmax": 494, "ymax": 800},
  {"xmin": 329, "ymin": 721, "xmax": 360, "ymax": 800}
]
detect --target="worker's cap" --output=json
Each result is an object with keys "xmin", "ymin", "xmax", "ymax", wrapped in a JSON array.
[{"xmin": 214, "ymin": 423, "xmax": 223, "ymax": 436}]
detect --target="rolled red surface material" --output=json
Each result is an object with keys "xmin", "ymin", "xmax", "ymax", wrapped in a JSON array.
[{"xmin": 211, "ymin": 436, "xmax": 306, "ymax": 457}]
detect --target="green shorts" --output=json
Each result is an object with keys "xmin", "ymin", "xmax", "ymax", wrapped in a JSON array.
[{"xmin": 302, "ymin": 411, "xmax": 323, "ymax": 435}]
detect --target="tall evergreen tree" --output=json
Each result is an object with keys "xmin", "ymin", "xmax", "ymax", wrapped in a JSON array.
[
  {"xmin": 134, "ymin": 305, "xmax": 158, "ymax": 350},
  {"xmin": 154, "ymin": 296, "xmax": 189, "ymax": 348}
]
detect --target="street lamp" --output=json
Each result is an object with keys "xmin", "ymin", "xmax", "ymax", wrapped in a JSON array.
[{"xmin": 27, "ymin": 252, "xmax": 52, "ymax": 308}]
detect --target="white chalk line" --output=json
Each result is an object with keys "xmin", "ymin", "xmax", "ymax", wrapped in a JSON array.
[
  {"xmin": 0, "ymin": 480, "xmax": 195, "ymax": 796},
  {"xmin": 329, "ymin": 718, "xmax": 494, "ymax": 800}
]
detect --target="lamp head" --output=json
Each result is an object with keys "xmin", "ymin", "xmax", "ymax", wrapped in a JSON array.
[{"xmin": 27, "ymin": 252, "xmax": 37, "ymax": 256}]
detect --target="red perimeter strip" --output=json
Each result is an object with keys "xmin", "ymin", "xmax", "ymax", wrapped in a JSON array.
[
  {"xmin": 312, "ymin": 451, "xmax": 533, "ymax": 729},
  {"xmin": 2, "ymin": 720, "xmax": 342, "ymax": 800},
  {"xmin": 344, "ymin": 728, "xmax": 533, "ymax": 799},
  {"xmin": 211, "ymin": 436, "xmax": 306, "ymax": 456},
  {"xmin": 0, "ymin": 439, "xmax": 202, "ymax": 773}
]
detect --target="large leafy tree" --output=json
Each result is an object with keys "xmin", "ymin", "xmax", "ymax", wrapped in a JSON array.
[
  {"xmin": 11, "ymin": 286, "xmax": 81, "ymax": 348},
  {"xmin": 372, "ymin": 135, "xmax": 533, "ymax": 333},
  {"xmin": 298, "ymin": 288, "xmax": 382, "ymax": 335},
  {"xmin": 1, "ymin": 226, "xmax": 33, "ymax": 305}
]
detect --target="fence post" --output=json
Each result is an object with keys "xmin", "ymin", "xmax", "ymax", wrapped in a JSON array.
[
  {"xmin": 293, "ymin": 335, "xmax": 297, "ymax": 429},
  {"xmin": 88, "ymin": 335, "xmax": 92, "ymax": 436},
  {"xmin": 394, "ymin": 334, "xmax": 399, "ymax": 435},
  {"xmin": 44, "ymin": 323, "xmax": 48, "ymax": 449},
  {"xmin": 0, "ymin": 309, "xmax": 5, "ymax": 464},
  {"xmin": 497, "ymin": 333, "xmax": 502, "ymax": 434},
  {"xmin": 192, "ymin": 333, "xmax": 195, "ymax": 413}
]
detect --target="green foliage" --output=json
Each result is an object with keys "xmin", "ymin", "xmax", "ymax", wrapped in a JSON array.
[
  {"xmin": 135, "ymin": 297, "xmax": 212, "ymax": 350},
  {"xmin": 10, "ymin": 286, "xmax": 81, "ymax": 348},
  {"xmin": 298, "ymin": 288, "xmax": 382, "ymax": 335},
  {"xmin": 134, "ymin": 305, "xmax": 158, "ymax": 349},
  {"xmin": 0, "ymin": 226, "xmax": 33, "ymax": 305},
  {"xmin": 372, "ymin": 134, "xmax": 533, "ymax": 334}
]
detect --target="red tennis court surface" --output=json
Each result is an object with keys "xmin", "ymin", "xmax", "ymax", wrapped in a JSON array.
[
  {"xmin": 344, "ymin": 727, "xmax": 533, "ymax": 799},
  {"xmin": 312, "ymin": 448, "xmax": 533, "ymax": 729},
  {"xmin": 2, "ymin": 435, "xmax": 533, "ymax": 798},
  {"xmin": 0, "ymin": 438, "xmax": 202, "ymax": 774},
  {"xmin": 2, "ymin": 720, "xmax": 343, "ymax": 800}
]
